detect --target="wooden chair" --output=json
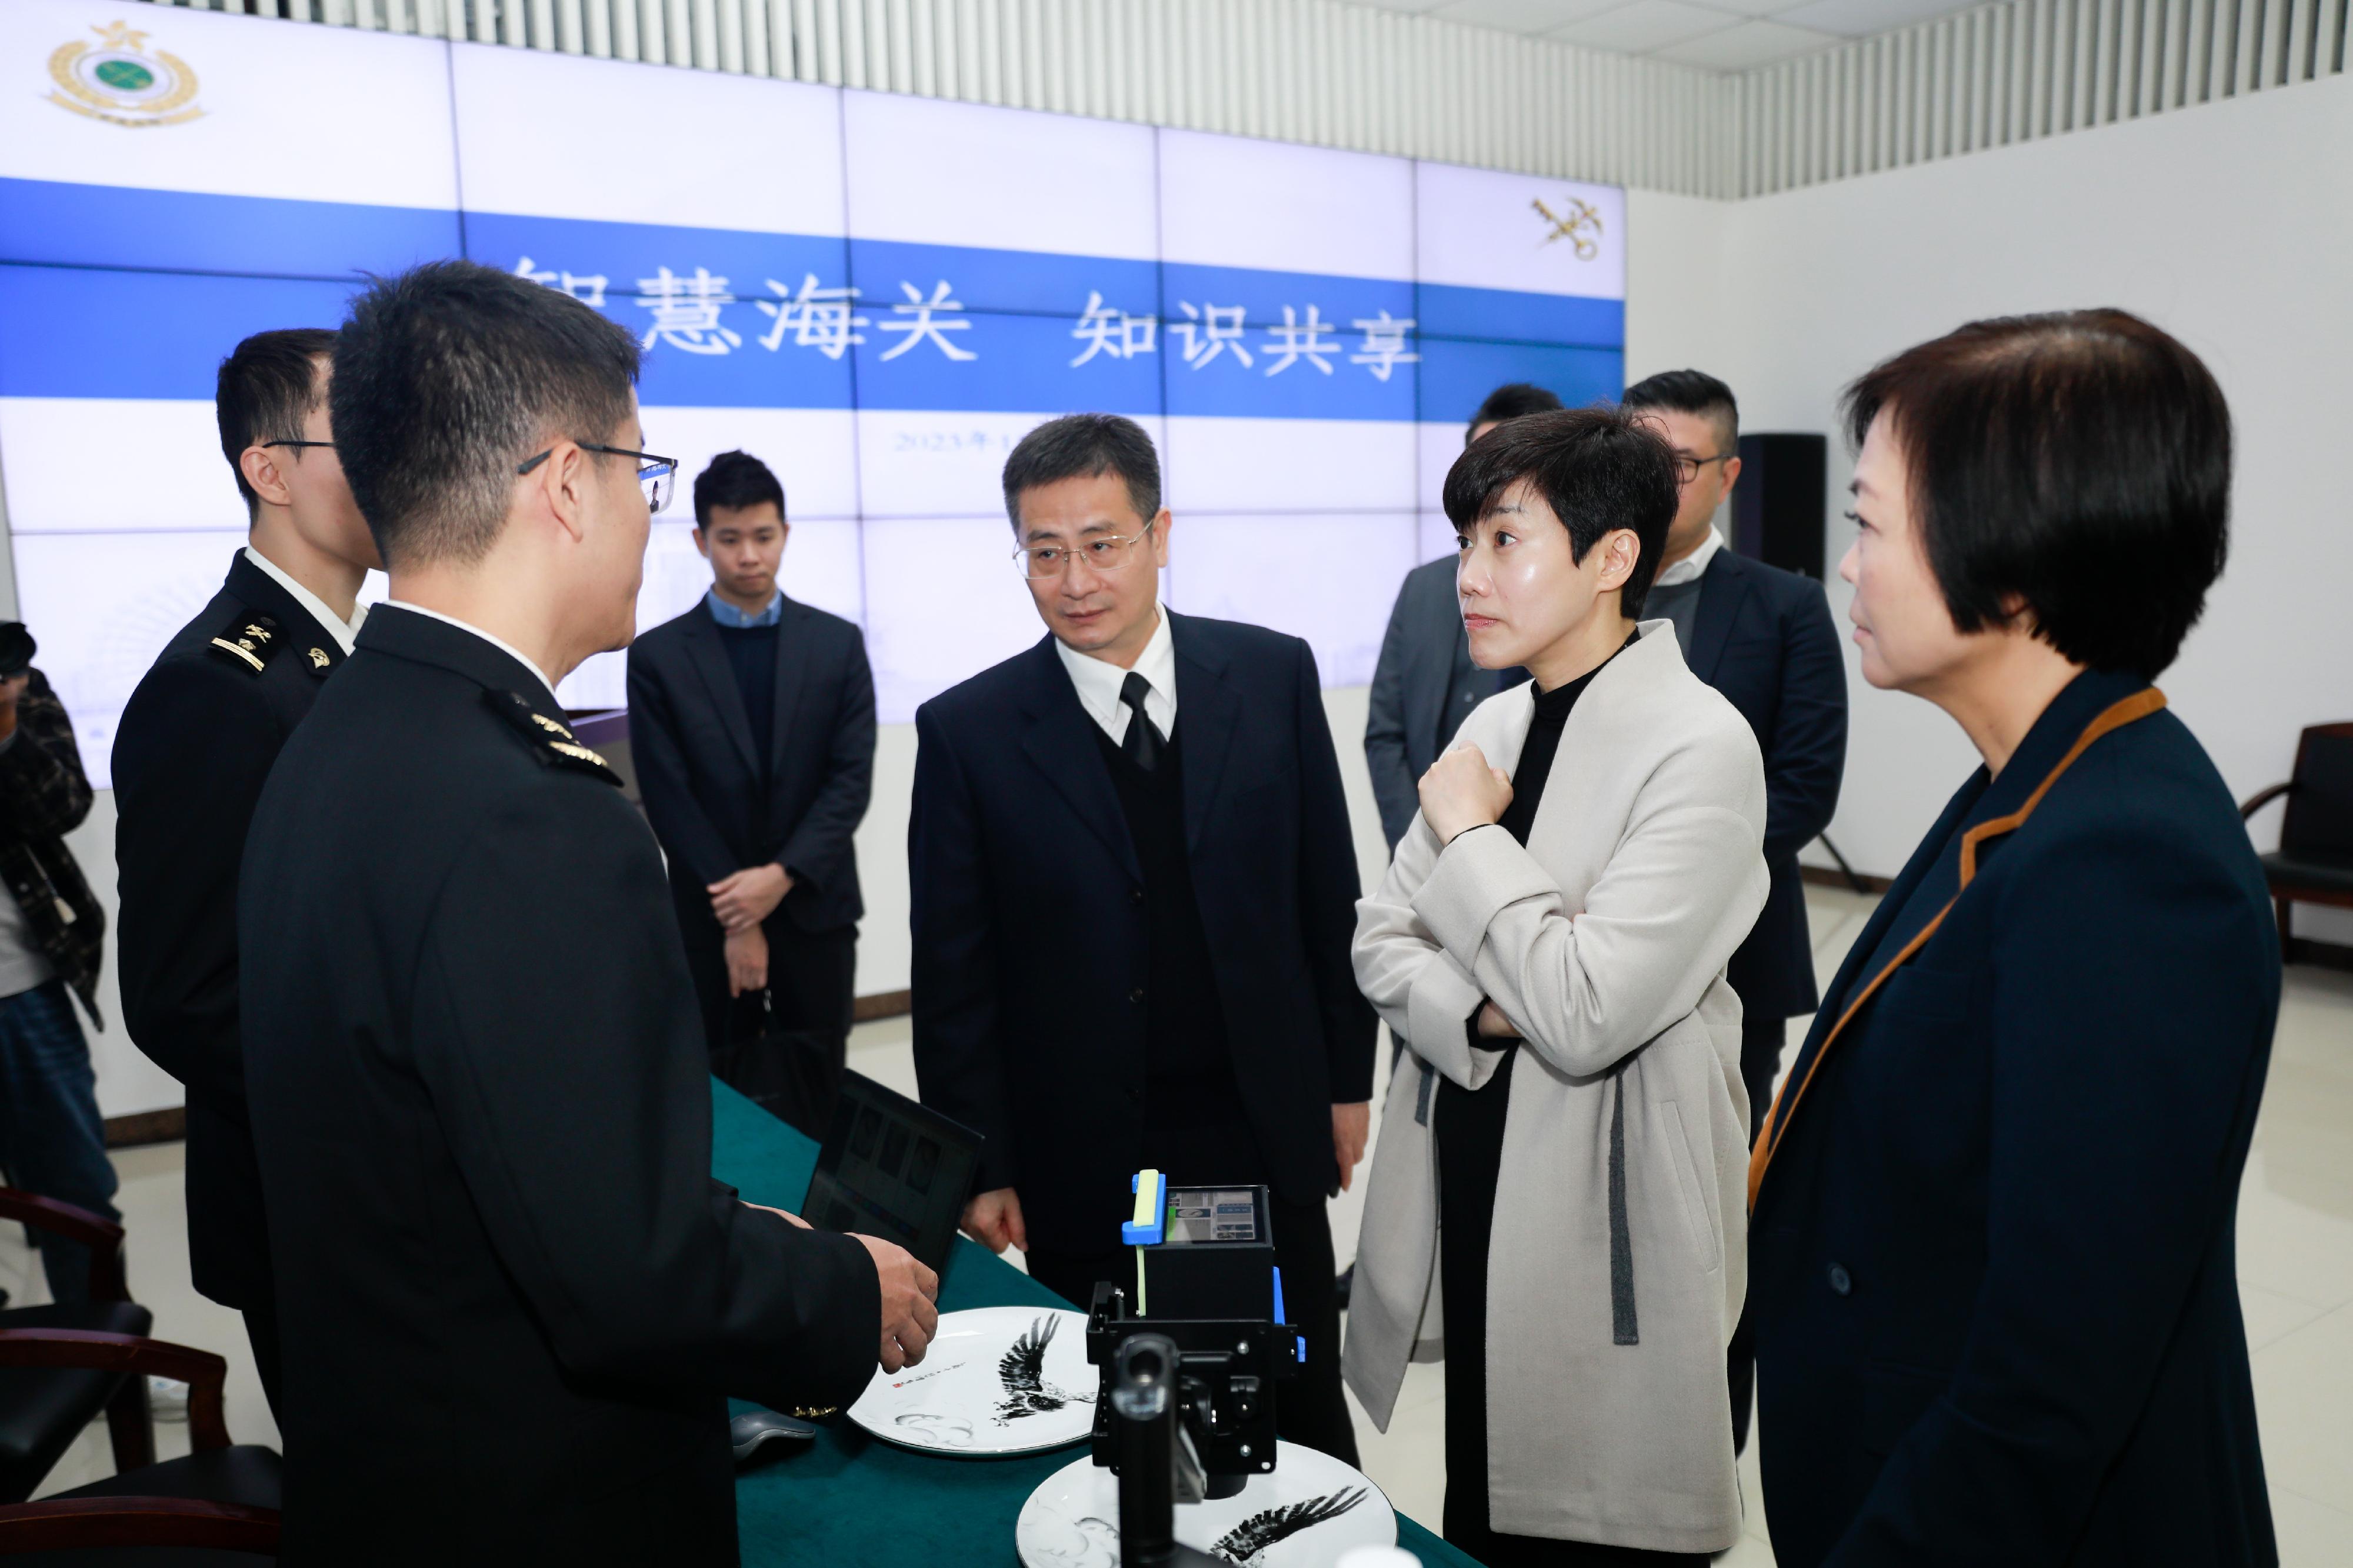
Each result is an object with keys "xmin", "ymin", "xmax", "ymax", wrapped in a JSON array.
[
  {"xmin": 0, "ymin": 1329, "xmax": 279, "ymax": 1562},
  {"xmin": 0, "ymin": 1195, "xmax": 154, "ymax": 1503},
  {"xmin": 2242, "ymin": 722, "xmax": 2353, "ymax": 965}
]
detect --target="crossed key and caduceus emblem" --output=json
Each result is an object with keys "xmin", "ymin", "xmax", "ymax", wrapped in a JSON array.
[{"xmin": 1531, "ymin": 196, "xmax": 1604, "ymax": 261}]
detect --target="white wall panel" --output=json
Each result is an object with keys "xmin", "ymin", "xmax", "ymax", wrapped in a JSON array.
[
  {"xmin": 841, "ymin": 90, "xmax": 1157, "ymax": 256},
  {"xmin": 1157, "ymin": 131, "xmax": 1415, "ymax": 281},
  {"xmin": 452, "ymin": 40, "xmax": 847, "ymax": 233}
]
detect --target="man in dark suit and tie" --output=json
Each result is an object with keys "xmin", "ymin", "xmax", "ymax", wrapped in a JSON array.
[
  {"xmin": 910, "ymin": 413, "xmax": 1376, "ymax": 1464},
  {"xmin": 115, "ymin": 328, "xmax": 383, "ymax": 1415},
  {"xmin": 628, "ymin": 451, "xmax": 876, "ymax": 1137},
  {"xmin": 1622, "ymin": 368, "xmax": 1848, "ymax": 1454},
  {"xmin": 1363, "ymin": 382, "xmax": 1559, "ymax": 849}
]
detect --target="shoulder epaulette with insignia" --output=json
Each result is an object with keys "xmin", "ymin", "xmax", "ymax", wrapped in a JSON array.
[
  {"xmin": 208, "ymin": 613, "xmax": 281, "ymax": 676},
  {"xmin": 482, "ymin": 690, "xmax": 623, "ymax": 788}
]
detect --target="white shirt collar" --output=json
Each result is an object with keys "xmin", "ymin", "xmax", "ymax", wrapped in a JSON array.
[
  {"xmin": 1652, "ymin": 526, "xmax": 1725, "ymax": 589},
  {"xmin": 381, "ymin": 600, "xmax": 561, "ymax": 705},
  {"xmin": 242, "ymin": 545, "xmax": 366, "ymax": 655},
  {"xmin": 1055, "ymin": 606, "xmax": 1178, "ymax": 745}
]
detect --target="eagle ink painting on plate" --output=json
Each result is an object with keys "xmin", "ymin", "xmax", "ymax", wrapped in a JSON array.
[
  {"xmin": 996, "ymin": 1314, "xmax": 1095, "ymax": 1424},
  {"xmin": 1210, "ymin": 1487, "xmax": 1369, "ymax": 1566}
]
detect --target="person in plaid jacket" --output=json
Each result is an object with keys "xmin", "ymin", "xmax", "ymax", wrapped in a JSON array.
[{"xmin": 0, "ymin": 623, "xmax": 116, "ymax": 1301}]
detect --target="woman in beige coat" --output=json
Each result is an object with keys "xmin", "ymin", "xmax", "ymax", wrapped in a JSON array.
[{"xmin": 1345, "ymin": 407, "xmax": 1767, "ymax": 1564}]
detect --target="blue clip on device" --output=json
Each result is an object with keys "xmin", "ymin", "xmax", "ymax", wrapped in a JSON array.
[{"xmin": 1122, "ymin": 1169, "xmax": 1168, "ymax": 1246}]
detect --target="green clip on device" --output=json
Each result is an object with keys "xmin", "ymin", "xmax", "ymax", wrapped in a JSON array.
[{"xmin": 1084, "ymin": 1169, "xmax": 1299, "ymax": 1501}]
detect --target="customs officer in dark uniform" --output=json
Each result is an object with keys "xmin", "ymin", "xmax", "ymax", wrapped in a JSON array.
[
  {"xmin": 238, "ymin": 262, "xmax": 936, "ymax": 1564},
  {"xmin": 115, "ymin": 328, "xmax": 381, "ymax": 1414}
]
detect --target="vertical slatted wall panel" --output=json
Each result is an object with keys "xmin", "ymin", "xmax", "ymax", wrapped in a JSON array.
[
  {"xmin": 145, "ymin": 0, "xmax": 2352, "ymax": 198},
  {"xmin": 1734, "ymin": 0, "xmax": 2347, "ymax": 194},
  {"xmin": 140, "ymin": 0, "xmax": 1743, "ymax": 193}
]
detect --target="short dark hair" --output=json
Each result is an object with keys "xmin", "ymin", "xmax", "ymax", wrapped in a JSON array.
[
  {"xmin": 330, "ymin": 260, "xmax": 641, "ymax": 569},
  {"xmin": 1622, "ymin": 368, "xmax": 1739, "ymax": 452},
  {"xmin": 1842, "ymin": 309, "xmax": 2230, "ymax": 680},
  {"xmin": 1001, "ymin": 413, "xmax": 1161, "ymax": 531},
  {"xmin": 1466, "ymin": 382, "xmax": 1565, "ymax": 443},
  {"xmin": 693, "ymin": 450, "xmax": 786, "ymax": 529},
  {"xmin": 1442, "ymin": 405, "xmax": 1679, "ymax": 618},
  {"xmin": 217, "ymin": 328, "xmax": 337, "ymax": 518}
]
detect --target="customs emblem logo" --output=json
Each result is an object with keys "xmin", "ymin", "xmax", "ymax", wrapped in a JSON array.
[
  {"xmin": 1530, "ymin": 195, "xmax": 1604, "ymax": 261},
  {"xmin": 48, "ymin": 22, "xmax": 205, "ymax": 129}
]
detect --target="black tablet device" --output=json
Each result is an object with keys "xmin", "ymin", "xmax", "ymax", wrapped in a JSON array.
[{"xmin": 801, "ymin": 1070, "xmax": 983, "ymax": 1276}]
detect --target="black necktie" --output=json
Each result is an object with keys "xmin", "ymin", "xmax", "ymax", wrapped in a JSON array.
[{"xmin": 1120, "ymin": 671, "xmax": 1165, "ymax": 773}]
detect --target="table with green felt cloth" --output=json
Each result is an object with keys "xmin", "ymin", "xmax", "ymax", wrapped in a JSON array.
[{"xmin": 710, "ymin": 1079, "xmax": 1484, "ymax": 1567}]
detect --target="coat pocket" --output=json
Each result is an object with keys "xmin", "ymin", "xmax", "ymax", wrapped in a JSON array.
[{"xmin": 1658, "ymin": 1100, "xmax": 1721, "ymax": 1274}]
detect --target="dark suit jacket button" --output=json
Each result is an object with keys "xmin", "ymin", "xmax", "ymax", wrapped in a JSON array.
[
  {"xmin": 1827, "ymin": 1263, "xmax": 1852, "ymax": 1296},
  {"xmin": 1130, "ymin": 987, "xmax": 1146, "ymax": 1003},
  {"xmin": 1130, "ymin": 886, "xmax": 1145, "ymax": 905}
]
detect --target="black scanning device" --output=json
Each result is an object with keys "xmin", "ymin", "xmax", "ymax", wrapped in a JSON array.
[
  {"xmin": 1085, "ymin": 1170, "xmax": 1299, "ymax": 1503},
  {"xmin": 1104, "ymin": 1333, "xmax": 1227, "ymax": 1568}
]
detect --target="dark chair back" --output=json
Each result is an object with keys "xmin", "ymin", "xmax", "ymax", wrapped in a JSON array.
[{"xmin": 2282, "ymin": 723, "xmax": 2353, "ymax": 862}]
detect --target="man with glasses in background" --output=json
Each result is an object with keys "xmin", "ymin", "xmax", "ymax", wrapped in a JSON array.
[
  {"xmin": 115, "ymin": 328, "xmax": 382, "ymax": 1417},
  {"xmin": 1620, "ymin": 368, "xmax": 1848, "ymax": 1456},
  {"xmin": 628, "ymin": 450, "xmax": 876, "ymax": 1137},
  {"xmin": 909, "ymin": 413, "xmax": 1375, "ymax": 1464},
  {"xmin": 236, "ymin": 262, "xmax": 927, "ymax": 1558}
]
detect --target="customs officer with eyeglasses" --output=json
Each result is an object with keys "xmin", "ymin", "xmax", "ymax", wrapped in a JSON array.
[
  {"xmin": 909, "ymin": 413, "xmax": 1375, "ymax": 1464},
  {"xmin": 238, "ymin": 263, "xmax": 929, "ymax": 1562}
]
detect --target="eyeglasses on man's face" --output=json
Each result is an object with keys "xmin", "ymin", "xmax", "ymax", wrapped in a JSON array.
[
  {"xmin": 1674, "ymin": 452, "xmax": 1732, "ymax": 486},
  {"xmin": 516, "ymin": 443, "xmax": 679, "ymax": 514},
  {"xmin": 260, "ymin": 439, "xmax": 335, "ymax": 453},
  {"xmin": 1012, "ymin": 519, "xmax": 1156, "ymax": 580}
]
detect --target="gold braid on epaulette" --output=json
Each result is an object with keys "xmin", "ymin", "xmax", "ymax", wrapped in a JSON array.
[
  {"xmin": 206, "ymin": 612, "xmax": 282, "ymax": 675},
  {"xmin": 479, "ymin": 689, "xmax": 624, "ymax": 787}
]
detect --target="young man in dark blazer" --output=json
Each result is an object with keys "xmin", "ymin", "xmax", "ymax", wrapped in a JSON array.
[
  {"xmin": 627, "ymin": 451, "xmax": 876, "ymax": 1138},
  {"xmin": 910, "ymin": 414, "xmax": 1377, "ymax": 1464},
  {"xmin": 1622, "ymin": 369, "xmax": 1849, "ymax": 1455},
  {"xmin": 115, "ymin": 328, "xmax": 382, "ymax": 1413}
]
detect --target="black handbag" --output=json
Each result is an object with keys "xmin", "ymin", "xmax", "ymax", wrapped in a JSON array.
[{"xmin": 710, "ymin": 993, "xmax": 842, "ymax": 1140}]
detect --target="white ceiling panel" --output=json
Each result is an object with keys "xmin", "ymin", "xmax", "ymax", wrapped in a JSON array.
[
  {"xmin": 1652, "ymin": 16, "xmax": 1839, "ymax": 68},
  {"xmin": 1345, "ymin": 0, "xmax": 1990, "ymax": 67},
  {"xmin": 1431, "ymin": 0, "xmax": 1620, "ymax": 32},
  {"xmin": 1775, "ymin": 0, "xmax": 1989, "ymax": 35},
  {"xmin": 1550, "ymin": 1, "xmax": 1743, "ymax": 51}
]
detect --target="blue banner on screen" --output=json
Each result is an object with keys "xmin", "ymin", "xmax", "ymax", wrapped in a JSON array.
[{"xmin": 0, "ymin": 0, "xmax": 1627, "ymax": 766}]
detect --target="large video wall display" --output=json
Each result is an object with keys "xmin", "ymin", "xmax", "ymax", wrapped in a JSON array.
[{"xmin": 1, "ymin": 0, "xmax": 1625, "ymax": 778}]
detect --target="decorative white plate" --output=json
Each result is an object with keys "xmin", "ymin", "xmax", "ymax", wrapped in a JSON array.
[
  {"xmin": 1015, "ymin": 1440, "xmax": 1397, "ymax": 1568},
  {"xmin": 848, "ymin": 1306, "xmax": 1098, "ymax": 1456}
]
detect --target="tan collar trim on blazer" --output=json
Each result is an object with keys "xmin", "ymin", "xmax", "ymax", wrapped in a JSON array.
[{"xmin": 1745, "ymin": 686, "xmax": 2168, "ymax": 1212}]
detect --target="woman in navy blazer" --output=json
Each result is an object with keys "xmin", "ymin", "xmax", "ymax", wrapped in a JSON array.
[{"xmin": 1748, "ymin": 311, "xmax": 2280, "ymax": 1566}]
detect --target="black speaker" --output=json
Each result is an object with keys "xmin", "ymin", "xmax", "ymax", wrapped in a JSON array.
[{"xmin": 1731, "ymin": 432, "xmax": 1828, "ymax": 581}]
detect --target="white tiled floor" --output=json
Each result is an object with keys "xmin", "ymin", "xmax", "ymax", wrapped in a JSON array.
[{"xmin": 20, "ymin": 885, "xmax": 2353, "ymax": 1563}]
